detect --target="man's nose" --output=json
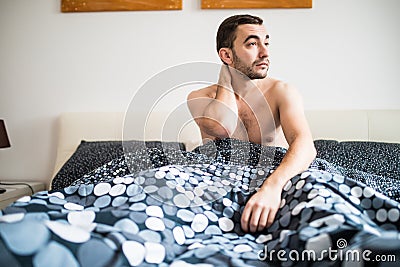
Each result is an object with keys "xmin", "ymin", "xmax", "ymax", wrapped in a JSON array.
[{"xmin": 259, "ymin": 44, "xmax": 269, "ymax": 58}]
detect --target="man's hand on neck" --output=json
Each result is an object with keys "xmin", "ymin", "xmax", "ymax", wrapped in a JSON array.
[{"xmin": 228, "ymin": 65, "xmax": 261, "ymax": 98}]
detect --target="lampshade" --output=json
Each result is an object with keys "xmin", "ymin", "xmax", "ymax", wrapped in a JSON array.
[{"xmin": 0, "ymin": 119, "xmax": 11, "ymax": 148}]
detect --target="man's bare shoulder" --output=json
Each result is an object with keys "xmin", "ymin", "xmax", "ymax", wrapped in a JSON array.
[
  {"xmin": 257, "ymin": 77, "xmax": 285, "ymax": 91},
  {"xmin": 260, "ymin": 78, "xmax": 303, "ymax": 111},
  {"xmin": 187, "ymin": 84, "xmax": 218, "ymax": 100},
  {"xmin": 259, "ymin": 77, "xmax": 298, "ymax": 97}
]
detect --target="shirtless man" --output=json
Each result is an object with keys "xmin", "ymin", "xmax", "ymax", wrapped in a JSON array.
[{"xmin": 187, "ymin": 14, "xmax": 316, "ymax": 233}]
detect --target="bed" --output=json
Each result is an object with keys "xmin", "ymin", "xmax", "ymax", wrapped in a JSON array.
[{"xmin": 1, "ymin": 110, "xmax": 400, "ymax": 266}]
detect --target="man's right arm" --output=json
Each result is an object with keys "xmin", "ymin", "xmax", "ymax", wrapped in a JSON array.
[
  {"xmin": 187, "ymin": 66, "xmax": 239, "ymax": 139},
  {"xmin": 187, "ymin": 86, "xmax": 237, "ymax": 139}
]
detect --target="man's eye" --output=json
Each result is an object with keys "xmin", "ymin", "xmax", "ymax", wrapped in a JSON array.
[
  {"xmin": 249, "ymin": 42, "xmax": 257, "ymax": 46},
  {"xmin": 265, "ymin": 43, "xmax": 270, "ymax": 46}
]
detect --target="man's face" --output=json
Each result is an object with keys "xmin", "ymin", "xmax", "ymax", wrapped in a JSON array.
[{"xmin": 231, "ymin": 24, "xmax": 270, "ymax": 80}]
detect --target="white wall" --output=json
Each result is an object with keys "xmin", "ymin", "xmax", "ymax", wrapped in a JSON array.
[{"xmin": 0, "ymin": 0, "xmax": 399, "ymax": 185}]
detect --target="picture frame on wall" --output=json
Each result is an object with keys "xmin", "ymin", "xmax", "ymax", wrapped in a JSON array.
[
  {"xmin": 201, "ymin": 0, "xmax": 312, "ymax": 9},
  {"xmin": 61, "ymin": 0, "xmax": 182, "ymax": 12}
]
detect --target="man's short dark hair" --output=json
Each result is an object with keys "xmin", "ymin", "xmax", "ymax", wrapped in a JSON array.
[{"xmin": 216, "ymin": 14, "xmax": 263, "ymax": 52}]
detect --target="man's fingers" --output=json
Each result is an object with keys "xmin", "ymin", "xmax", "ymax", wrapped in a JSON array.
[
  {"xmin": 241, "ymin": 205, "xmax": 251, "ymax": 232},
  {"xmin": 221, "ymin": 64, "xmax": 230, "ymax": 74},
  {"xmin": 257, "ymin": 209, "xmax": 269, "ymax": 232},
  {"xmin": 218, "ymin": 65, "xmax": 232, "ymax": 88},
  {"xmin": 242, "ymin": 202, "xmax": 270, "ymax": 233},
  {"xmin": 219, "ymin": 64, "xmax": 228, "ymax": 79},
  {"xmin": 267, "ymin": 208, "xmax": 278, "ymax": 227},
  {"xmin": 249, "ymin": 207, "xmax": 262, "ymax": 233}
]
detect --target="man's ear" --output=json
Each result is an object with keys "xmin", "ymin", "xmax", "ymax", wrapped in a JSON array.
[{"xmin": 218, "ymin": 48, "xmax": 233, "ymax": 65}]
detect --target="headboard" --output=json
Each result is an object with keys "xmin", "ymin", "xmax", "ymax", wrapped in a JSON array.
[
  {"xmin": 306, "ymin": 110, "xmax": 400, "ymax": 142},
  {"xmin": 53, "ymin": 110, "xmax": 400, "ymax": 179}
]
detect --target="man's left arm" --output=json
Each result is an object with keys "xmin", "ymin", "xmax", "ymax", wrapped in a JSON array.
[
  {"xmin": 267, "ymin": 82, "xmax": 317, "ymax": 187},
  {"xmin": 241, "ymin": 83, "xmax": 316, "ymax": 233}
]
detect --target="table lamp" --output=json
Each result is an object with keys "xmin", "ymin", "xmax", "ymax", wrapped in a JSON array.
[
  {"xmin": 0, "ymin": 119, "xmax": 11, "ymax": 149},
  {"xmin": 0, "ymin": 119, "xmax": 11, "ymax": 194}
]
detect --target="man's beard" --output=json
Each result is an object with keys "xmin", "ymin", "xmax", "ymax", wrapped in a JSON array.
[{"xmin": 232, "ymin": 50, "xmax": 269, "ymax": 80}]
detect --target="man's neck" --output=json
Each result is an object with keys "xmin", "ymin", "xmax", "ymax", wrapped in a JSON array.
[{"xmin": 231, "ymin": 71, "xmax": 261, "ymax": 97}]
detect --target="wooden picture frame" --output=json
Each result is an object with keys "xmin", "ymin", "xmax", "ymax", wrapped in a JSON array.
[
  {"xmin": 61, "ymin": 0, "xmax": 182, "ymax": 12},
  {"xmin": 201, "ymin": 0, "xmax": 312, "ymax": 9}
]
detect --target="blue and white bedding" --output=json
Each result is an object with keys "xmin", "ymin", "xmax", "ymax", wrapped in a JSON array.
[{"xmin": 1, "ymin": 139, "xmax": 399, "ymax": 266}]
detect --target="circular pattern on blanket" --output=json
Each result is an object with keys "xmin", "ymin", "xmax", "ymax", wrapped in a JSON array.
[
  {"xmin": 127, "ymin": 160, "xmax": 272, "ymax": 209},
  {"xmin": 77, "ymin": 239, "xmax": 114, "ymax": 267},
  {"xmin": 122, "ymin": 241, "xmax": 145, "ymax": 266},
  {"xmin": 2, "ymin": 145, "xmax": 400, "ymax": 266},
  {"xmin": 0, "ymin": 220, "xmax": 50, "ymax": 256},
  {"xmin": 191, "ymin": 214, "xmax": 209, "ymax": 232},
  {"xmin": 33, "ymin": 241, "xmax": 79, "ymax": 267}
]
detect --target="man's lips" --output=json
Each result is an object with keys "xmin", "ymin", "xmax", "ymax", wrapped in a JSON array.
[
  {"xmin": 255, "ymin": 62, "xmax": 269, "ymax": 67},
  {"xmin": 255, "ymin": 59, "xmax": 269, "ymax": 66}
]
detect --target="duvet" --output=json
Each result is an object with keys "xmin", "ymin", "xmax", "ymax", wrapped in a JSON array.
[{"xmin": 1, "ymin": 139, "xmax": 399, "ymax": 266}]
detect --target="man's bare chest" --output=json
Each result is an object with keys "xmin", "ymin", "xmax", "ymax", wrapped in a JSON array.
[{"xmin": 236, "ymin": 100, "xmax": 277, "ymax": 143}]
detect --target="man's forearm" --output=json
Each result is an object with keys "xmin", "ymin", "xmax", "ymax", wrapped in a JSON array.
[{"xmin": 262, "ymin": 137, "xmax": 316, "ymax": 189}]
